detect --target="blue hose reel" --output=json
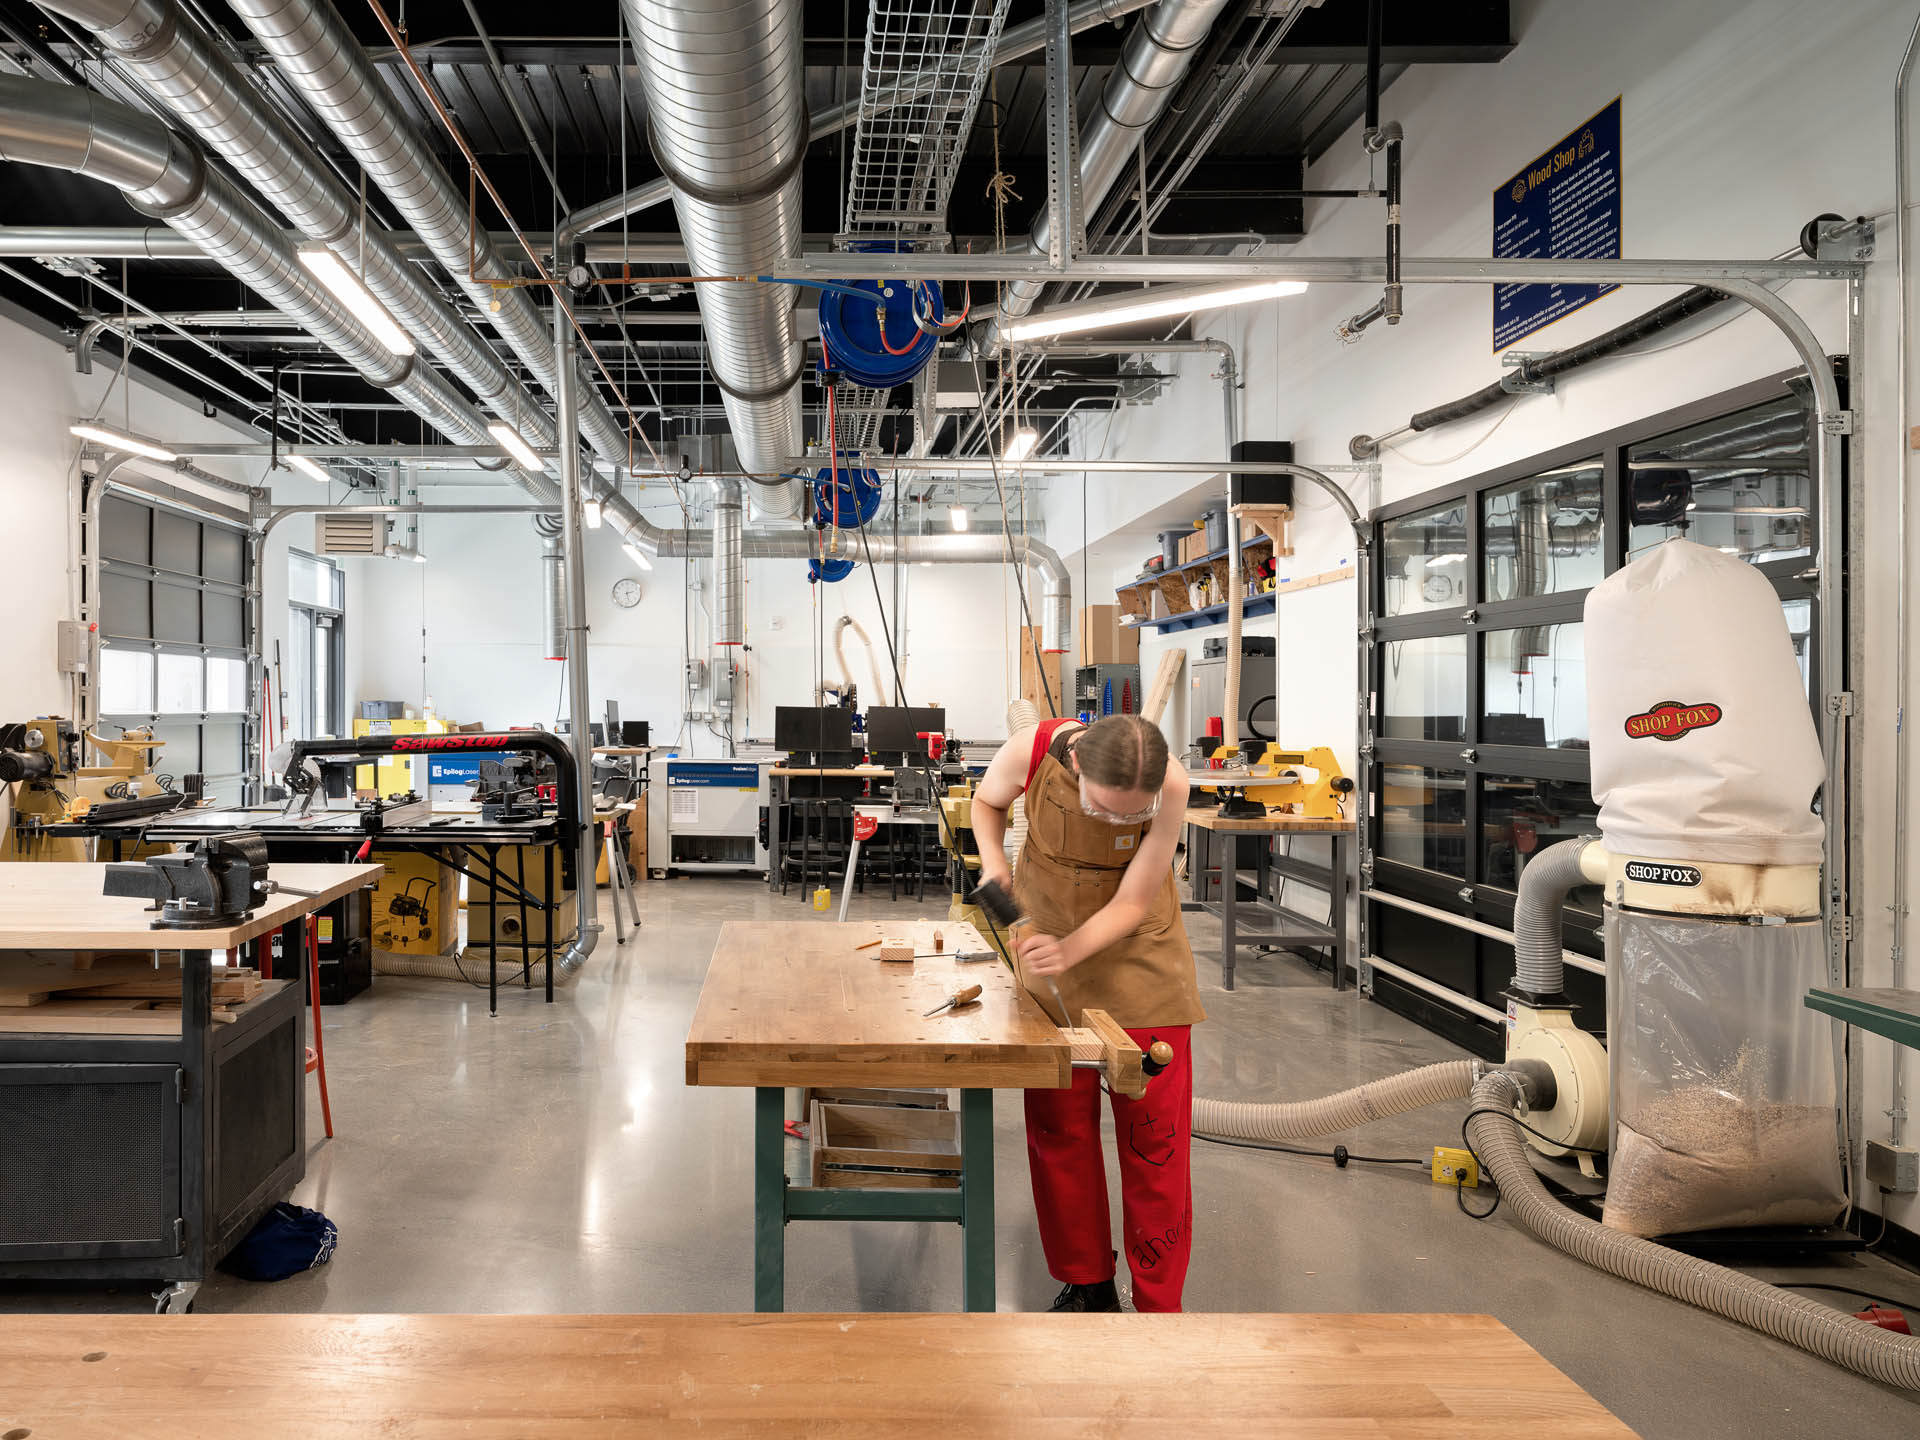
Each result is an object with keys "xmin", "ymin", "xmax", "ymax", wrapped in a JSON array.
[
  {"xmin": 812, "ymin": 460, "xmax": 882, "ymax": 529},
  {"xmin": 809, "ymin": 556, "xmax": 856, "ymax": 585},
  {"xmin": 816, "ymin": 276, "xmax": 944, "ymax": 389}
]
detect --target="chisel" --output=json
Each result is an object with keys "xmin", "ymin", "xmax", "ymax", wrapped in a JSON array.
[{"xmin": 923, "ymin": 984, "xmax": 983, "ymax": 1018}]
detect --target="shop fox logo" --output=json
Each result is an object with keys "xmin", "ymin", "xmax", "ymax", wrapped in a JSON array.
[{"xmin": 1624, "ymin": 700, "xmax": 1721, "ymax": 742}]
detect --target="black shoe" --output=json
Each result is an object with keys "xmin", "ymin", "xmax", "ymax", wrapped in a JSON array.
[{"xmin": 1047, "ymin": 1279, "xmax": 1121, "ymax": 1313}]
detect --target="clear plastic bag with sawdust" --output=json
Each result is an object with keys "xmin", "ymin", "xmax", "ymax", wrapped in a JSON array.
[{"xmin": 1602, "ymin": 909, "xmax": 1844, "ymax": 1238}]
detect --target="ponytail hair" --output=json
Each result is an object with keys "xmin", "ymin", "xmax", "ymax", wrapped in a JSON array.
[{"xmin": 1073, "ymin": 715, "xmax": 1168, "ymax": 793}]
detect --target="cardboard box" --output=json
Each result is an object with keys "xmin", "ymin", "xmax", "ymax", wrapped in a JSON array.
[
  {"xmin": 1178, "ymin": 525, "xmax": 1209, "ymax": 565},
  {"xmin": 368, "ymin": 849, "xmax": 458, "ymax": 956},
  {"xmin": 1020, "ymin": 625, "xmax": 1064, "ymax": 718},
  {"xmin": 1080, "ymin": 604, "xmax": 1139, "ymax": 666}
]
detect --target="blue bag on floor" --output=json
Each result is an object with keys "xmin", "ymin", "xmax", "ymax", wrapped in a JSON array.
[{"xmin": 219, "ymin": 1202, "xmax": 338, "ymax": 1282}]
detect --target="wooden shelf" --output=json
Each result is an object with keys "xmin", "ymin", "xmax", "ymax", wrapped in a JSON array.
[{"xmin": 1118, "ymin": 563, "xmax": 1356, "ymax": 634}]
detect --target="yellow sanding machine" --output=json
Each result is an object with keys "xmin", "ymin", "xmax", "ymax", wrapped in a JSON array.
[{"xmin": 1190, "ymin": 742, "xmax": 1354, "ymax": 820}]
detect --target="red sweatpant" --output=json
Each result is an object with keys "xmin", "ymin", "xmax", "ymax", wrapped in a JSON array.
[{"xmin": 1024, "ymin": 1024, "xmax": 1193, "ymax": 1313}]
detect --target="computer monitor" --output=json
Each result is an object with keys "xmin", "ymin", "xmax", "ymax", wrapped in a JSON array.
[
  {"xmin": 775, "ymin": 706, "xmax": 854, "ymax": 762},
  {"xmin": 619, "ymin": 719, "xmax": 650, "ymax": 747},
  {"xmin": 867, "ymin": 706, "xmax": 945, "ymax": 764},
  {"xmin": 604, "ymin": 699, "xmax": 621, "ymax": 741}
]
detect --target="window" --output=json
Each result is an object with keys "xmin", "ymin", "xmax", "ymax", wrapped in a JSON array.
[
  {"xmin": 93, "ymin": 493, "xmax": 252, "ymax": 802},
  {"xmin": 288, "ymin": 552, "xmax": 345, "ymax": 740},
  {"xmin": 1366, "ymin": 371, "xmax": 1829, "ymax": 1056}
]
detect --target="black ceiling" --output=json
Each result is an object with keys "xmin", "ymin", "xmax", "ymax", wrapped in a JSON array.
[{"xmin": 0, "ymin": 0, "xmax": 1512, "ymax": 458}]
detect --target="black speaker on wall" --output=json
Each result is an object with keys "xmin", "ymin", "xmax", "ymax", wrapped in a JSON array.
[{"xmin": 1229, "ymin": 440, "xmax": 1295, "ymax": 507}]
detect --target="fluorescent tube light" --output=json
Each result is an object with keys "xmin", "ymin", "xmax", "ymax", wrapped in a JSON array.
[
  {"xmin": 284, "ymin": 454, "xmax": 330, "ymax": 484},
  {"xmin": 68, "ymin": 423, "xmax": 176, "ymax": 463},
  {"xmin": 1002, "ymin": 426, "xmax": 1040, "ymax": 464},
  {"xmin": 948, "ymin": 505, "xmax": 969, "ymax": 532},
  {"xmin": 1003, "ymin": 279, "xmax": 1309, "ymax": 342},
  {"xmin": 297, "ymin": 247, "xmax": 415, "ymax": 356},
  {"xmin": 1425, "ymin": 553, "xmax": 1466, "ymax": 567},
  {"xmin": 583, "ymin": 497, "xmax": 603, "ymax": 529},
  {"xmin": 487, "ymin": 423, "xmax": 542, "ymax": 470},
  {"xmin": 622, "ymin": 541, "xmax": 654, "ymax": 572}
]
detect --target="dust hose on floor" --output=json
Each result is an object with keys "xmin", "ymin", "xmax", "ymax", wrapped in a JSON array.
[
  {"xmin": 1192, "ymin": 1060, "xmax": 1480, "ymax": 1141},
  {"xmin": 1467, "ymin": 1071, "xmax": 1920, "ymax": 1390}
]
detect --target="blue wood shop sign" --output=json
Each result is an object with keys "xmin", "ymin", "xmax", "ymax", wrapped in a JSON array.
[{"xmin": 1492, "ymin": 97, "xmax": 1622, "ymax": 351}]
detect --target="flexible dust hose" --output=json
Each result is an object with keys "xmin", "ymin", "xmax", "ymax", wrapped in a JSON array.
[
  {"xmin": 836, "ymin": 616, "xmax": 890, "ymax": 706},
  {"xmin": 1513, "ymin": 836, "xmax": 1599, "ymax": 998},
  {"xmin": 1193, "ymin": 1060, "xmax": 1480, "ymax": 1141},
  {"xmin": 1467, "ymin": 1071, "xmax": 1920, "ymax": 1389}
]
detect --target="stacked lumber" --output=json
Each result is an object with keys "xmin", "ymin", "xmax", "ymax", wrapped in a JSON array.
[{"xmin": 0, "ymin": 950, "xmax": 264, "ymax": 1031}]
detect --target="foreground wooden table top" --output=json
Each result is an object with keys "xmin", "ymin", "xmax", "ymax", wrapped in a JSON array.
[
  {"xmin": 686, "ymin": 919, "xmax": 1069, "ymax": 1089},
  {"xmin": 0, "ymin": 862, "xmax": 384, "ymax": 950},
  {"xmin": 1184, "ymin": 805, "xmax": 1354, "ymax": 835},
  {"xmin": 0, "ymin": 1311, "xmax": 1633, "ymax": 1438}
]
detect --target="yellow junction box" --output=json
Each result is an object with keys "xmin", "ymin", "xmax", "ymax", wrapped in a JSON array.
[{"xmin": 1432, "ymin": 1146, "xmax": 1480, "ymax": 1189}]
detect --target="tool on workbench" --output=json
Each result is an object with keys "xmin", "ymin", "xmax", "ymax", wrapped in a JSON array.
[
  {"xmin": 923, "ymin": 983, "xmax": 982, "ymax": 1017},
  {"xmin": 971, "ymin": 876, "xmax": 1070, "ymax": 1025},
  {"xmin": 102, "ymin": 831, "xmax": 271, "ymax": 928}
]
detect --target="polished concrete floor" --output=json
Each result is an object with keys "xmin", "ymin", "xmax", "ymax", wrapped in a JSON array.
[{"xmin": 6, "ymin": 873, "xmax": 1919, "ymax": 1436}]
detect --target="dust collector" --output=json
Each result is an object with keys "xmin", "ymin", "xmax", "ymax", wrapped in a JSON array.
[{"xmin": 1193, "ymin": 538, "xmax": 1920, "ymax": 1386}]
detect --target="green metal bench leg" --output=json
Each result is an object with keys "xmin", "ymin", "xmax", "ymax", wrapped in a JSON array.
[
  {"xmin": 754, "ymin": 1086, "xmax": 786, "ymax": 1312},
  {"xmin": 959, "ymin": 1088, "xmax": 995, "ymax": 1312}
]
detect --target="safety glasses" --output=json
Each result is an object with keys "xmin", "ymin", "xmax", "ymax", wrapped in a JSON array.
[{"xmin": 1078, "ymin": 775, "xmax": 1162, "ymax": 826}]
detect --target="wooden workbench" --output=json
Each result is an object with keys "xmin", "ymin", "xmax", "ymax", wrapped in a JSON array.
[
  {"xmin": 0, "ymin": 862, "xmax": 381, "ymax": 1314},
  {"xmin": 0, "ymin": 1311, "xmax": 1633, "ymax": 1438},
  {"xmin": 1182, "ymin": 807, "xmax": 1354, "ymax": 991},
  {"xmin": 1184, "ymin": 805, "xmax": 1355, "ymax": 835},
  {"xmin": 688, "ymin": 919, "xmax": 1064, "ymax": 1314},
  {"xmin": 688, "ymin": 918, "xmax": 1064, "ymax": 1089},
  {"xmin": 0, "ymin": 861, "xmax": 383, "ymax": 952}
]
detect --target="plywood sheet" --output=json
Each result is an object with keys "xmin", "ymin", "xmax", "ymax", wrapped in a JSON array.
[
  {"xmin": 686, "ymin": 920, "xmax": 1069, "ymax": 1089},
  {"xmin": 0, "ymin": 1312, "xmax": 1635, "ymax": 1438}
]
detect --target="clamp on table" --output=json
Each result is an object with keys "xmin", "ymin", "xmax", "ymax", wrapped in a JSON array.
[
  {"xmin": 1061, "ymin": 1010, "xmax": 1174, "ymax": 1099},
  {"xmin": 102, "ymin": 831, "xmax": 270, "ymax": 929}
]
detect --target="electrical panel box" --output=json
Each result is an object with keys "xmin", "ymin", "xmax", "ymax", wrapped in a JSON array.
[
  {"xmin": 1866, "ymin": 1140, "xmax": 1919, "ymax": 1194},
  {"xmin": 56, "ymin": 620, "xmax": 92, "ymax": 675}
]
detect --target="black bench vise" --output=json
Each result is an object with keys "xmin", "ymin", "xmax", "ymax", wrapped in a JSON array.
[{"xmin": 103, "ymin": 832, "xmax": 271, "ymax": 929}]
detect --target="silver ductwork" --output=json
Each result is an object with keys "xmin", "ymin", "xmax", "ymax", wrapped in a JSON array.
[
  {"xmin": 623, "ymin": 0, "xmax": 807, "ymax": 487},
  {"xmin": 224, "ymin": 0, "xmax": 633, "ymax": 468},
  {"xmin": 993, "ymin": 0, "xmax": 1234, "ymax": 335},
  {"xmin": 539, "ymin": 526, "xmax": 567, "ymax": 661},
  {"xmin": 0, "ymin": 75, "xmax": 551, "ymax": 497},
  {"xmin": 711, "ymin": 477, "xmax": 745, "ymax": 646}
]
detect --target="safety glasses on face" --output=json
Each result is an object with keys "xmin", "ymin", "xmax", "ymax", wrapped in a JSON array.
[{"xmin": 1078, "ymin": 775, "xmax": 1161, "ymax": 826}]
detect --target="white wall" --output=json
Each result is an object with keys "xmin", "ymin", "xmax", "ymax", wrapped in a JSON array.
[
  {"xmin": 349, "ymin": 481, "xmax": 1021, "ymax": 750},
  {"xmin": 1050, "ymin": 0, "xmax": 1918, "ymax": 1234},
  {"xmin": 0, "ymin": 310, "xmax": 356, "ymax": 786}
]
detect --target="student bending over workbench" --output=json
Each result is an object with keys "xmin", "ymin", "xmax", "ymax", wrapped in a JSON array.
[{"xmin": 971, "ymin": 714, "xmax": 1204, "ymax": 1313}]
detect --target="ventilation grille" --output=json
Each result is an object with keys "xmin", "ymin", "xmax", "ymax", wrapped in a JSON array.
[
  {"xmin": 0, "ymin": 1077, "xmax": 172, "ymax": 1249},
  {"xmin": 316, "ymin": 514, "xmax": 387, "ymax": 555}
]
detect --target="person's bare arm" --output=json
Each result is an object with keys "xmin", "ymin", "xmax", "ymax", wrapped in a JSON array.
[
  {"xmin": 968, "ymin": 726, "xmax": 1036, "ymax": 889},
  {"xmin": 1019, "ymin": 757, "xmax": 1190, "ymax": 976}
]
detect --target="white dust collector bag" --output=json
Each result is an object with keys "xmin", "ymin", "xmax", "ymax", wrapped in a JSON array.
[{"xmin": 1584, "ymin": 538, "xmax": 1823, "ymax": 866}]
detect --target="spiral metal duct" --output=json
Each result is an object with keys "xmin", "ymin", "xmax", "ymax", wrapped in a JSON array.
[
  {"xmin": 0, "ymin": 75, "xmax": 539, "ymax": 487},
  {"xmin": 223, "ymin": 0, "xmax": 633, "ymax": 467},
  {"xmin": 622, "ymin": 0, "xmax": 808, "ymax": 486},
  {"xmin": 32, "ymin": 0, "xmax": 565, "ymax": 500},
  {"xmin": 992, "ymin": 0, "xmax": 1235, "ymax": 335},
  {"xmin": 711, "ymin": 477, "xmax": 745, "ymax": 646}
]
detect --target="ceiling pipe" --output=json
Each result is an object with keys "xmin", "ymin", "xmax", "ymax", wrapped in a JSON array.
[
  {"xmin": 30, "ymin": 0, "xmax": 570, "ymax": 474},
  {"xmin": 223, "ymin": 0, "xmax": 634, "ymax": 470},
  {"xmin": 0, "ymin": 223, "xmax": 689, "ymax": 261},
  {"xmin": 565, "ymin": 0, "xmax": 1159, "ymax": 239},
  {"xmin": 711, "ymin": 476, "xmax": 746, "ymax": 647},
  {"xmin": 987, "ymin": 0, "xmax": 1236, "ymax": 341},
  {"xmin": 620, "ymin": 0, "xmax": 806, "ymax": 498},
  {"xmin": 0, "ymin": 74, "xmax": 558, "ymax": 504}
]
